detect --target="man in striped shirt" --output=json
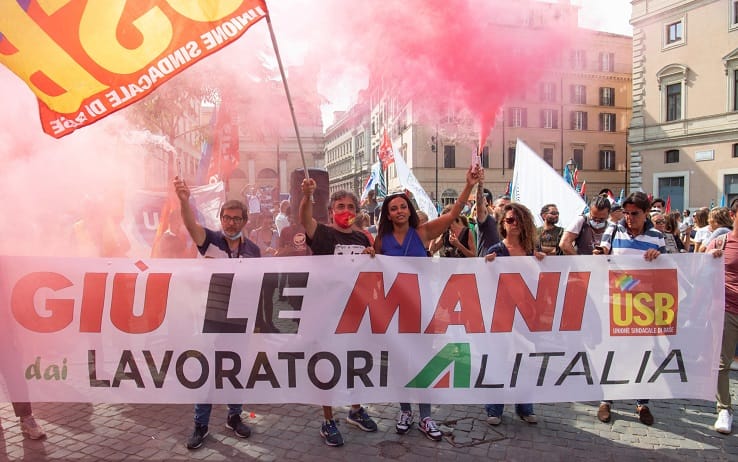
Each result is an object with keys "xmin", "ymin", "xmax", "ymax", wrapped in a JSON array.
[{"xmin": 596, "ymin": 191, "xmax": 665, "ymax": 426}]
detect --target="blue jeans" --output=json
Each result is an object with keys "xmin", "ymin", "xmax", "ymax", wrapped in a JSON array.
[
  {"xmin": 485, "ymin": 403, "xmax": 534, "ymax": 417},
  {"xmin": 400, "ymin": 402, "xmax": 431, "ymax": 420},
  {"xmin": 194, "ymin": 403, "xmax": 242, "ymax": 426}
]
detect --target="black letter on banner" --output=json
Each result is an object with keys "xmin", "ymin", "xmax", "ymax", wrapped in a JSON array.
[
  {"xmin": 380, "ymin": 351, "xmax": 388, "ymax": 387},
  {"xmin": 307, "ymin": 352, "xmax": 341, "ymax": 390},
  {"xmin": 88, "ymin": 350, "xmax": 110, "ymax": 387},
  {"xmin": 143, "ymin": 350, "xmax": 173, "ymax": 388},
  {"xmin": 278, "ymin": 352, "xmax": 305, "ymax": 387},
  {"xmin": 255, "ymin": 273, "xmax": 279, "ymax": 333},
  {"xmin": 347, "ymin": 350, "xmax": 373, "ymax": 388},
  {"xmin": 510, "ymin": 353, "xmax": 523, "ymax": 387},
  {"xmin": 635, "ymin": 350, "xmax": 651, "ymax": 383},
  {"xmin": 246, "ymin": 352, "xmax": 280, "ymax": 388},
  {"xmin": 203, "ymin": 274, "xmax": 248, "ymax": 333},
  {"xmin": 215, "ymin": 351, "xmax": 243, "ymax": 389},
  {"xmin": 600, "ymin": 351, "xmax": 629, "ymax": 385},
  {"xmin": 176, "ymin": 350, "xmax": 209, "ymax": 389},
  {"xmin": 647, "ymin": 349, "xmax": 687, "ymax": 383},
  {"xmin": 554, "ymin": 352, "xmax": 593, "ymax": 385},
  {"xmin": 474, "ymin": 354, "xmax": 504, "ymax": 388},
  {"xmin": 529, "ymin": 352, "xmax": 565, "ymax": 386},
  {"xmin": 112, "ymin": 350, "xmax": 145, "ymax": 388}
]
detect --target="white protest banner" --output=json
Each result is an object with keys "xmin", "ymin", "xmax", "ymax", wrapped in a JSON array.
[{"xmin": 0, "ymin": 254, "xmax": 723, "ymax": 405}]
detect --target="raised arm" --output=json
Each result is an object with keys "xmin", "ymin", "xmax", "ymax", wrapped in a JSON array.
[
  {"xmin": 476, "ymin": 168, "xmax": 488, "ymax": 224},
  {"xmin": 173, "ymin": 177, "xmax": 206, "ymax": 246},
  {"xmin": 299, "ymin": 178, "xmax": 318, "ymax": 239},
  {"xmin": 419, "ymin": 166, "xmax": 479, "ymax": 242}
]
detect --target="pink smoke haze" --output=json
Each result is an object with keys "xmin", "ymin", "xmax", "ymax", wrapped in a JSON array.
[{"xmin": 0, "ymin": 1, "xmax": 588, "ymax": 256}]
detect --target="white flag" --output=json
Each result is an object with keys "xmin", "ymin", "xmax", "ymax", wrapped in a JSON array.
[
  {"xmin": 393, "ymin": 150, "xmax": 439, "ymax": 219},
  {"xmin": 360, "ymin": 162, "xmax": 382, "ymax": 201},
  {"xmin": 511, "ymin": 139, "xmax": 587, "ymax": 227},
  {"xmin": 190, "ymin": 181, "xmax": 227, "ymax": 230}
]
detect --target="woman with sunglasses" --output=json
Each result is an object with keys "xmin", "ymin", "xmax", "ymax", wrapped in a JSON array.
[
  {"xmin": 483, "ymin": 202, "xmax": 543, "ymax": 425},
  {"xmin": 373, "ymin": 166, "xmax": 478, "ymax": 441}
]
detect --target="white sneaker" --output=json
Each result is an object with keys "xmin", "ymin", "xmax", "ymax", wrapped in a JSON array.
[
  {"xmin": 714, "ymin": 409, "xmax": 733, "ymax": 434},
  {"xmin": 395, "ymin": 410, "xmax": 413, "ymax": 434}
]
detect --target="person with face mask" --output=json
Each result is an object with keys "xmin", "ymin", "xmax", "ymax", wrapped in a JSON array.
[
  {"xmin": 559, "ymin": 195, "xmax": 612, "ymax": 255},
  {"xmin": 537, "ymin": 204, "xmax": 564, "ymax": 255},
  {"xmin": 173, "ymin": 176, "xmax": 260, "ymax": 450},
  {"xmin": 299, "ymin": 179, "xmax": 377, "ymax": 447}
]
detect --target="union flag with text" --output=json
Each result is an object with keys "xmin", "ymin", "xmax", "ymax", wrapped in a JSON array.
[{"xmin": 0, "ymin": 0, "xmax": 267, "ymax": 138}]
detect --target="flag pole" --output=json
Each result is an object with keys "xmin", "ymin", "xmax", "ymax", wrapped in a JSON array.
[{"xmin": 265, "ymin": 12, "xmax": 310, "ymax": 181}]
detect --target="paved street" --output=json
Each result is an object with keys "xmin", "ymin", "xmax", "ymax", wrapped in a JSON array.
[{"xmin": 0, "ymin": 372, "xmax": 736, "ymax": 461}]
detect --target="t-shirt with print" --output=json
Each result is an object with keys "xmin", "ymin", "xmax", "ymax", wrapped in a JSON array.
[
  {"xmin": 278, "ymin": 224, "xmax": 311, "ymax": 256},
  {"xmin": 537, "ymin": 226, "xmax": 564, "ymax": 255},
  {"xmin": 307, "ymin": 222, "xmax": 370, "ymax": 256}
]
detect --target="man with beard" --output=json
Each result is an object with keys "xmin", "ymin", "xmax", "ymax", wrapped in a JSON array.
[
  {"xmin": 174, "ymin": 177, "xmax": 259, "ymax": 450},
  {"xmin": 536, "ymin": 204, "xmax": 564, "ymax": 255},
  {"xmin": 559, "ymin": 196, "xmax": 612, "ymax": 255},
  {"xmin": 299, "ymin": 178, "xmax": 377, "ymax": 447}
]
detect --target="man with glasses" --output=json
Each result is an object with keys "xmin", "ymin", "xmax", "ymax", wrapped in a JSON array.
[
  {"xmin": 597, "ymin": 191, "xmax": 666, "ymax": 426},
  {"xmin": 537, "ymin": 204, "xmax": 564, "ymax": 255},
  {"xmin": 559, "ymin": 196, "xmax": 611, "ymax": 255},
  {"xmin": 174, "ymin": 176, "xmax": 259, "ymax": 449}
]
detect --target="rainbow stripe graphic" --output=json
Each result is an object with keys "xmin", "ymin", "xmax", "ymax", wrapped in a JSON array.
[{"xmin": 614, "ymin": 274, "xmax": 640, "ymax": 291}]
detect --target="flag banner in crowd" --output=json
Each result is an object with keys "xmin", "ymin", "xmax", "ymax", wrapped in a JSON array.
[
  {"xmin": 511, "ymin": 139, "xmax": 587, "ymax": 227},
  {"xmin": 393, "ymin": 149, "xmax": 439, "ymax": 219},
  {"xmin": 0, "ymin": 253, "xmax": 723, "ymax": 405},
  {"xmin": 360, "ymin": 162, "xmax": 382, "ymax": 202},
  {"xmin": 126, "ymin": 182, "xmax": 225, "ymax": 255},
  {"xmin": 377, "ymin": 129, "xmax": 395, "ymax": 170},
  {"xmin": 0, "ymin": 0, "xmax": 267, "ymax": 138}
]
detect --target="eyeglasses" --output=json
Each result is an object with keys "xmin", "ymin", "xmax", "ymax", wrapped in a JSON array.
[
  {"xmin": 221, "ymin": 215, "xmax": 244, "ymax": 224},
  {"xmin": 504, "ymin": 217, "xmax": 517, "ymax": 224},
  {"xmin": 622, "ymin": 211, "xmax": 642, "ymax": 217},
  {"xmin": 547, "ymin": 211, "xmax": 559, "ymax": 215},
  {"xmin": 653, "ymin": 219, "xmax": 666, "ymax": 224}
]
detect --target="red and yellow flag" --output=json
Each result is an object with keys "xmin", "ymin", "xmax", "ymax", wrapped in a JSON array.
[{"xmin": 0, "ymin": 0, "xmax": 267, "ymax": 138}]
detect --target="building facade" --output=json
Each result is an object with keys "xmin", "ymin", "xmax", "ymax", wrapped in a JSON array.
[
  {"xmin": 349, "ymin": 3, "xmax": 632, "ymax": 206},
  {"xmin": 629, "ymin": 0, "xmax": 738, "ymax": 211}
]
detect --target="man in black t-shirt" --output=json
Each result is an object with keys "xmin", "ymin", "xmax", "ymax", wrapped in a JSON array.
[{"xmin": 299, "ymin": 178, "xmax": 376, "ymax": 447}]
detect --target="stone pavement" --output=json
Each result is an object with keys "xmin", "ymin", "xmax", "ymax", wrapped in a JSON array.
[{"xmin": 1, "ymin": 374, "xmax": 736, "ymax": 461}]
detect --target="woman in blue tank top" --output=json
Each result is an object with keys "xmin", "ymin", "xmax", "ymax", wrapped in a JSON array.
[{"xmin": 372, "ymin": 166, "xmax": 477, "ymax": 441}]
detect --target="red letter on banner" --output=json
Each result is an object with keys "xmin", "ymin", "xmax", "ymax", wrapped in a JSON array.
[
  {"xmin": 11, "ymin": 272, "xmax": 74, "ymax": 333},
  {"xmin": 424, "ymin": 274, "xmax": 485, "ymax": 333},
  {"xmin": 490, "ymin": 272, "xmax": 561, "ymax": 332},
  {"xmin": 335, "ymin": 272, "xmax": 421, "ymax": 334}
]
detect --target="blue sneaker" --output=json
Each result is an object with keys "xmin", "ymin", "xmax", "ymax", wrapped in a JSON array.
[
  {"xmin": 346, "ymin": 407, "xmax": 378, "ymax": 432},
  {"xmin": 320, "ymin": 420, "xmax": 344, "ymax": 447}
]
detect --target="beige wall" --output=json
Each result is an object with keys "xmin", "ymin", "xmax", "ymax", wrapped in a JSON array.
[{"xmin": 630, "ymin": 0, "xmax": 738, "ymax": 209}]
